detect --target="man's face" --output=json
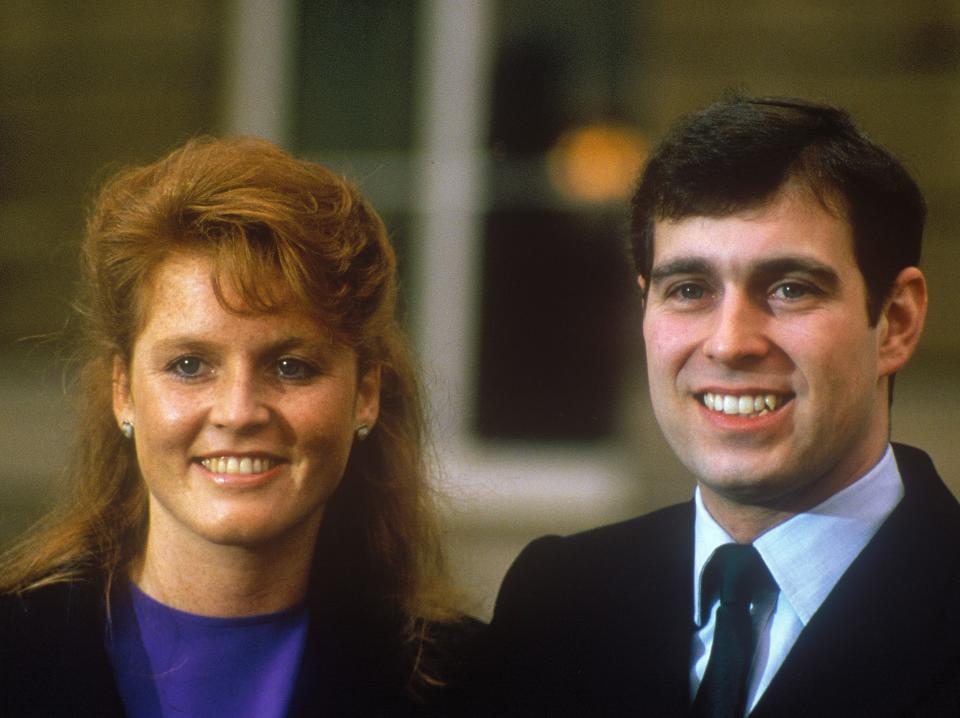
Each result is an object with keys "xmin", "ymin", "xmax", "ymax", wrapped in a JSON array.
[{"xmin": 641, "ymin": 185, "xmax": 893, "ymax": 516}]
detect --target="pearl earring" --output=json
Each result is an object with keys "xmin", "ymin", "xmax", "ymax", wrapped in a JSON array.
[
  {"xmin": 120, "ymin": 420, "xmax": 134, "ymax": 439},
  {"xmin": 355, "ymin": 424, "xmax": 370, "ymax": 441}
]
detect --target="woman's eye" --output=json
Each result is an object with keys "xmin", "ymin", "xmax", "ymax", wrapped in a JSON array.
[
  {"xmin": 276, "ymin": 357, "xmax": 317, "ymax": 380},
  {"xmin": 170, "ymin": 356, "xmax": 206, "ymax": 378}
]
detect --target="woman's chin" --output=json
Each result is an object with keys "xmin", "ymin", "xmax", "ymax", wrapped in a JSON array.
[{"xmin": 183, "ymin": 508, "xmax": 325, "ymax": 552}]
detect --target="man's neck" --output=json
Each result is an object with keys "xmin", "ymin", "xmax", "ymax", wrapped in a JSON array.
[{"xmin": 698, "ymin": 442, "xmax": 891, "ymax": 543}]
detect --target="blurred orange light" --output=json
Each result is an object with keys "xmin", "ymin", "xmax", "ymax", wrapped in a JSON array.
[{"xmin": 547, "ymin": 123, "xmax": 649, "ymax": 204}]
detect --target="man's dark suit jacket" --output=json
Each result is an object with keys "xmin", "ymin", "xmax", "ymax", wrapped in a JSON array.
[{"xmin": 476, "ymin": 443, "xmax": 960, "ymax": 717}]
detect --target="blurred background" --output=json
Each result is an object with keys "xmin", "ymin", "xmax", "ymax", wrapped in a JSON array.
[{"xmin": 1, "ymin": 0, "xmax": 958, "ymax": 618}]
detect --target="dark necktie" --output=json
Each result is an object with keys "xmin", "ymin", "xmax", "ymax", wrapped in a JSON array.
[{"xmin": 690, "ymin": 544, "xmax": 774, "ymax": 718}]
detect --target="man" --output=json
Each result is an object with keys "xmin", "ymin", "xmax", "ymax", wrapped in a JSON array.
[{"xmin": 476, "ymin": 97, "xmax": 960, "ymax": 716}]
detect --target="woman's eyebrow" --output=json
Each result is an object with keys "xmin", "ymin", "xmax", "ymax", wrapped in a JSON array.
[
  {"xmin": 149, "ymin": 336, "xmax": 216, "ymax": 354},
  {"xmin": 148, "ymin": 334, "xmax": 335, "ymax": 355}
]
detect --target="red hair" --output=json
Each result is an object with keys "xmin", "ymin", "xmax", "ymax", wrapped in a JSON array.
[{"xmin": 1, "ymin": 136, "xmax": 452, "ymax": 685}]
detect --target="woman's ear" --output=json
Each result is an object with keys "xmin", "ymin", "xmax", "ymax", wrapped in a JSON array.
[
  {"xmin": 355, "ymin": 364, "xmax": 381, "ymax": 430},
  {"xmin": 877, "ymin": 267, "xmax": 927, "ymax": 378},
  {"xmin": 112, "ymin": 355, "xmax": 133, "ymax": 425}
]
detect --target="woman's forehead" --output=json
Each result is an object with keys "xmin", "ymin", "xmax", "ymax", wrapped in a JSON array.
[{"xmin": 134, "ymin": 253, "xmax": 333, "ymax": 334}]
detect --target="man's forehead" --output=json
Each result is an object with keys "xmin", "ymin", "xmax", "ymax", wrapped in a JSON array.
[{"xmin": 649, "ymin": 186, "xmax": 856, "ymax": 273}]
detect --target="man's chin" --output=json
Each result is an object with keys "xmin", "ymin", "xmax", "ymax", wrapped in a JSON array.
[
  {"xmin": 699, "ymin": 477, "xmax": 790, "ymax": 506},
  {"xmin": 686, "ymin": 451, "xmax": 803, "ymax": 505}
]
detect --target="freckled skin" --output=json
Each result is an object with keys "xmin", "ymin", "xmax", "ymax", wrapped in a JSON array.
[
  {"xmin": 113, "ymin": 254, "xmax": 380, "ymax": 556},
  {"xmin": 641, "ymin": 186, "xmax": 922, "ymax": 535}
]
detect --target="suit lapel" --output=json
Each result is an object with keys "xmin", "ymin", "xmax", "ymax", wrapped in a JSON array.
[{"xmin": 752, "ymin": 444, "xmax": 960, "ymax": 716}]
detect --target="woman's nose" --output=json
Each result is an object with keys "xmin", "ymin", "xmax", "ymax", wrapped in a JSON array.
[{"xmin": 208, "ymin": 370, "xmax": 270, "ymax": 431}]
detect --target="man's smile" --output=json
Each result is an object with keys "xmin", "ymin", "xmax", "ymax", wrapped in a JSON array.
[{"xmin": 699, "ymin": 392, "xmax": 794, "ymax": 418}]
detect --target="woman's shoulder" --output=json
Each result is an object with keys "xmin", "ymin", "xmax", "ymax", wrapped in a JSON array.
[
  {"xmin": 0, "ymin": 579, "xmax": 107, "ymax": 668},
  {"xmin": 411, "ymin": 615, "xmax": 486, "ymax": 715},
  {"xmin": 421, "ymin": 614, "xmax": 485, "ymax": 674},
  {"xmin": 0, "ymin": 579, "xmax": 126, "ymax": 715},
  {"xmin": 0, "ymin": 579, "xmax": 102, "ymax": 631}
]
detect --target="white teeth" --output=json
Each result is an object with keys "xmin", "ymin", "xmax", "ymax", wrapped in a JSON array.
[
  {"xmin": 201, "ymin": 457, "xmax": 276, "ymax": 475},
  {"xmin": 723, "ymin": 395, "xmax": 738, "ymax": 414},
  {"xmin": 702, "ymin": 392, "xmax": 784, "ymax": 417}
]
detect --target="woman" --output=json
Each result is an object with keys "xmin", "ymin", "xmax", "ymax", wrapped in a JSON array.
[{"xmin": 0, "ymin": 137, "xmax": 467, "ymax": 716}]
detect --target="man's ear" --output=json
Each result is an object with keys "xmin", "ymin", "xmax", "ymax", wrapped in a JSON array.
[
  {"xmin": 637, "ymin": 275, "xmax": 648, "ymax": 314},
  {"xmin": 877, "ymin": 267, "xmax": 927, "ymax": 378},
  {"xmin": 355, "ymin": 364, "xmax": 381, "ymax": 430},
  {"xmin": 112, "ymin": 355, "xmax": 133, "ymax": 426}
]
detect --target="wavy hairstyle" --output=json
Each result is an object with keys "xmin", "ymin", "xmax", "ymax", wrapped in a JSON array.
[{"xmin": 0, "ymin": 137, "xmax": 451, "ymax": 663}]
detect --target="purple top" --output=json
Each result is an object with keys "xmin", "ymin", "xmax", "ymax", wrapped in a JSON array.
[{"xmin": 105, "ymin": 582, "xmax": 309, "ymax": 717}]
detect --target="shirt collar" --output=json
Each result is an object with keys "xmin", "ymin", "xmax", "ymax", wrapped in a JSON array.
[{"xmin": 693, "ymin": 445, "xmax": 903, "ymax": 626}]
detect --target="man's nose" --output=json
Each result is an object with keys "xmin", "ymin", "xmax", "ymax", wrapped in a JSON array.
[
  {"xmin": 702, "ymin": 291, "xmax": 770, "ymax": 364},
  {"xmin": 209, "ymin": 370, "xmax": 271, "ymax": 431}
]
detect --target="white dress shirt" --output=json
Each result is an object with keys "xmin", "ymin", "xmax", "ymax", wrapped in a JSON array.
[{"xmin": 690, "ymin": 445, "xmax": 905, "ymax": 714}]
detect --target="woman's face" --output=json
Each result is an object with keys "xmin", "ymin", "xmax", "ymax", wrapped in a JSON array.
[{"xmin": 112, "ymin": 253, "xmax": 380, "ymax": 553}]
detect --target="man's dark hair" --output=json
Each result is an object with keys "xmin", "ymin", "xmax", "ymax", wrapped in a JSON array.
[{"xmin": 630, "ymin": 95, "xmax": 926, "ymax": 324}]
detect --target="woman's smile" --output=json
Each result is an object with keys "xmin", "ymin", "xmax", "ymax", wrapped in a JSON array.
[
  {"xmin": 113, "ymin": 253, "xmax": 380, "ymax": 549},
  {"xmin": 195, "ymin": 454, "xmax": 287, "ymax": 486},
  {"xmin": 198, "ymin": 456, "xmax": 282, "ymax": 476}
]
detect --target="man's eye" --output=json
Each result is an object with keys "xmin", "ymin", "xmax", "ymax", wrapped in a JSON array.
[
  {"xmin": 673, "ymin": 283, "xmax": 706, "ymax": 300},
  {"xmin": 772, "ymin": 282, "xmax": 809, "ymax": 300},
  {"xmin": 170, "ymin": 356, "xmax": 206, "ymax": 378},
  {"xmin": 276, "ymin": 357, "xmax": 317, "ymax": 380}
]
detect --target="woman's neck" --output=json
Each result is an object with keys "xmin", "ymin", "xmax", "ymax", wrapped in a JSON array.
[{"xmin": 130, "ymin": 514, "xmax": 320, "ymax": 617}]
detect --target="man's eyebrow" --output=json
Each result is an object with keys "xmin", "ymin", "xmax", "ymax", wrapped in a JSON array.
[
  {"xmin": 649, "ymin": 258, "xmax": 713, "ymax": 284},
  {"xmin": 753, "ymin": 257, "xmax": 841, "ymax": 289},
  {"xmin": 649, "ymin": 256, "xmax": 841, "ymax": 288}
]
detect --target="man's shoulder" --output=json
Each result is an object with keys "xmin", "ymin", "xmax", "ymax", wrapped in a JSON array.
[
  {"xmin": 891, "ymin": 442, "xmax": 960, "ymax": 537},
  {"xmin": 893, "ymin": 442, "xmax": 950, "ymax": 483},
  {"xmin": 554, "ymin": 500, "xmax": 693, "ymax": 556},
  {"xmin": 880, "ymin": 443, "xmax": 960, "ymax": 598},
  {"xmin": 519, "ymin": 500, "xmax": 690, "ymax": 566},
  {"xmin": 494, "ymin": 501, "xmax": 693, "ymax": 618},
  {"xmin": 479, "ymin": 503, "xmax": 696, "ymax": 715}
]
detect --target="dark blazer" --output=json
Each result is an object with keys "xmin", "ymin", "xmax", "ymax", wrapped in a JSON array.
[
  {"xmin": 0, "ymin": 579, "xmax": 476, "ymax": 717},
  {"xmin": 475, "ymin": 443, "xmax": 960, "ymax": 717}
]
